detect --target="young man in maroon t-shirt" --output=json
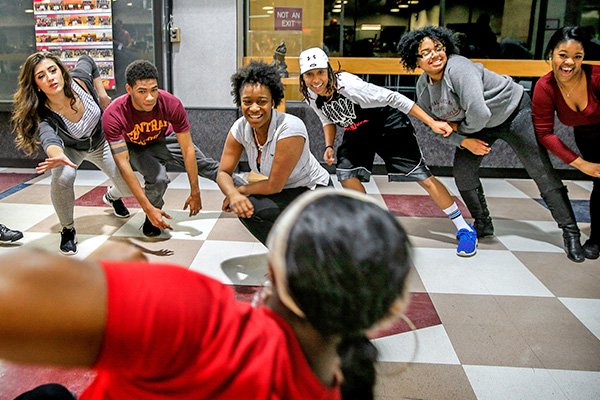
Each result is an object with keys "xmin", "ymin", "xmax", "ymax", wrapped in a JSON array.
[{"xmin": 103, "ymin": 60, "xmax": 244, "ymax": 236}]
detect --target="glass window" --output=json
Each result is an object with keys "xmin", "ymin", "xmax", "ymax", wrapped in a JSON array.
[{"xmin": 0, "ymin": 0, "xmax": 160, "ymax": 104}]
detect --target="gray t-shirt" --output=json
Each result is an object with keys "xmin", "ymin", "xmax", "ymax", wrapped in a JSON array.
[
  {"xmin": 230, "ymin": 110, "xmax": 330, "ymax": 189},
  {"xmin": 416, "ymin": 54, "xmax": 524, "ymax": 146}
]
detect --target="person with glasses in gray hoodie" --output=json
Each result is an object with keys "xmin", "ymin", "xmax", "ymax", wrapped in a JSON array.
[{"xmin": 397, "ymin": 25, "xmax": 585, "ymax": 263}]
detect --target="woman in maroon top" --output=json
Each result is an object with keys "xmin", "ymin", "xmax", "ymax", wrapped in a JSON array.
[{"xmin": 532, "ymin": 26, "xmax": 600, "ymax": 260}]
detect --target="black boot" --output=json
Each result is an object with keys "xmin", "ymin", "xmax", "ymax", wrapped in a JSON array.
[
  {"xmin": 460, "ymin": 184, "xmax": 494, "ymax": 238},
  {"xmin": 541, "ymin": 186, "xmax": 585, "ymax": 263}
]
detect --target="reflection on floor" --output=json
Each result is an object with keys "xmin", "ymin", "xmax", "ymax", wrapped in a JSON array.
[{"xmin": 0, "ymin": 168, "xmax": 598, "ymax": 400}]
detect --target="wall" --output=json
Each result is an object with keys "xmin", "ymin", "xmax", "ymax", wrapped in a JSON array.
[{"xmin": 171, "ymin": 0, "xmax": 238, "ymax": 108}]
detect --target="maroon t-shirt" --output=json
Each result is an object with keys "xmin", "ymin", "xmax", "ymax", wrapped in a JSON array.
[
  {"xmin": 102, "ymin": 89, "xmax": 190, "ymax": 146},
  {"xmin": 532, "ymin": 64, "xmax": 600, "ymax": 164},
  {"xmin": 80, "ymin": 261, "xmax": 341, "ymax": 400}
]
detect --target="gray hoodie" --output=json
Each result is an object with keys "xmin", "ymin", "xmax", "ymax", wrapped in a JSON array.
[{"xmin": 416, "ymin": 54, "xmax": 523, "ymax": 146}]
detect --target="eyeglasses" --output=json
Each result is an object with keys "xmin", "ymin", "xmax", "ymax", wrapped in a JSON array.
[{"xmin": 417, "ymin": 44, "xmax": 446, "ymax": 60}]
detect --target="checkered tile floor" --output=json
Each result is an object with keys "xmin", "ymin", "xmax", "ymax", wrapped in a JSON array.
[{"xmin": 0, "ymin": 167, "xmax": 598, "ymax": 400}]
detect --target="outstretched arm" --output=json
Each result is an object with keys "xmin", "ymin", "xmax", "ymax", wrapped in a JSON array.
[
  {"xmin": 0, "ymin": 249, "xmax": 107, "ymax": 367},
  {"xmin": 175, "ymin": 131, "xmax": 202, "ymax": 216},
  {"xmin": 408, "ymin": 103, "xmax": 453, "ymax": 136}
]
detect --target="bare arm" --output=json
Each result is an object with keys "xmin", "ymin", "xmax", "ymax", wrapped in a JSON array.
[
  {"xmin": 36, "ymin": 144, "xmax": 78, "ymax": 174},
  {"xmin": 0, "ymin": 249, "xmax": 106, "ymax": 366},
  {"xmin": 93, "ymin": 76, "xmax": 111, "ymax": 110},
  {"xmin": 323, "ymin": 124, "xmax": 337, "ymax": 165},
  {"xmin": 570, "ymin": 157, "xmax": 600, "ymax": 178},
  {"xmin": 216, "ymin": 132, "xmax": 254, "ymax": 218},
  {"xmin": 110, "ymin": 142, "xmax": 172, "ymax": 229},
  {"xmin": 408, "ymin": 103, "xmax": 453, "ymax": 136},
  {"xmin": 175, "ymin": 131, "xmax": 202, "ymax": 216}
]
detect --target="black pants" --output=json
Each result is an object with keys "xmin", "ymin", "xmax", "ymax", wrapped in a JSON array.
[
  {"xmin": 14, "ymin": 384, "xmax": 75, "ymax": 400},
  {"xmin": 240, "ymin": 182, "xmax": 332, "ymax": 245},
  {"xmin": 575, "ymin": 123, "xmax": 600, "ymax": 243}
]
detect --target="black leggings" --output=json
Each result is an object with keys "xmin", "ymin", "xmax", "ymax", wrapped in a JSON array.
[
  {"xmin": 240, "ymin": 182, "xmax": 332, "ymax": 245},
  {"xmin": 14, "ymin": 384, "xmax": 76, "ymax": 400},
  {"xmin": 574, "ymin": 123, "xmax": 600, "ymax": 243}
]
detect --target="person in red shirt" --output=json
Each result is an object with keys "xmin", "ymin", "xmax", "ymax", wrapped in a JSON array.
[
  {"xmin": 3, "ymin": 189, "xmax": 411, "ymax": 400},
  {"xmin": 103, "ymin": 60, "xmax": 244, "ymax": 237},
  {"xmin": 532, "ymin": 26, "xmax": 600, "ymax": 260}
]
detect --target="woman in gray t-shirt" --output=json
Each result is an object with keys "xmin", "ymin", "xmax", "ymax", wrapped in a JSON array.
[{"xmin": 217, "ymin": 62, "xmax": 330, "ymax": 244}]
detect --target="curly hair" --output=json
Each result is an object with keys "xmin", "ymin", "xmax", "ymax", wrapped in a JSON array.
[
  {"xmin": 11, "ymin": 51, "xmax": 76, "ymax": 156},
  {"xmin": 125, "ymin": 59, "xmax": 159, "ymax": 87},
  {"xmin": 397, "ymin": 25, "xmax": 460, "ymax": 71},
  {"xmin": 229, "ymin": 61, "xmax": 284, "ymax": 108},
  {"xmin": 284, "ymin": 194, "xmax": 411, "ymax": 399},
  {"xmin": 544, "ymin": 26, "xmax": 591, "ymax": 60},
  {"xmin": 299, "ymin": 63, "xmax": 340, "ymax": 101}
]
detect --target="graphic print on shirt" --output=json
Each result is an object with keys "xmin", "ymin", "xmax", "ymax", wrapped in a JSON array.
[
  {"xmin": 125, "ymin": 119, "xmax": 168, "ymax": 145},
  {"xmin": 320, "ymin": 96, "xmax": 358, "ymax": 128}
]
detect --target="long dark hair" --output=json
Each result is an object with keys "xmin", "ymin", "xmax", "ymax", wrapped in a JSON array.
[
  {"xmin": 544, "ymin": 26, "xmax": 591, "ymax": 60},
  {"xmin": 397, "ymin": 25, "xmax": 460, "ymax": 71},
  {"xmin": 299, "ymin": 63, "xmax": 339, "ymax": 101},
  {"xmin": 285, "ymin": 194, "xmax": 411, "ymax": 399},
  {"xmin": 12, "ymin": 51, "xmax": 76, "ymax": 156}
]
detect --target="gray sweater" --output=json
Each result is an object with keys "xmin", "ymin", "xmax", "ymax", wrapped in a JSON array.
[{"xmin": 416, "ymin": 54, "xmax": 523, "ymax": 146}]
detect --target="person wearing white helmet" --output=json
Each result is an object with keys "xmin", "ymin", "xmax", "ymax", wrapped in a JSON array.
[{"xmin": 299, "ymin": 47, "xmax": 478, "ymax": 257}]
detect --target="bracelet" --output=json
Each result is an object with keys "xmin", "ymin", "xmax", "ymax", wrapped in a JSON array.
[{"xmin": 325, "ymin": 145, "xmax": 334, "ymax": 151}]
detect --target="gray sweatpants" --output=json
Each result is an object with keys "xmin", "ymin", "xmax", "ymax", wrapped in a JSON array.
[
  {"xmin": 52, "ymin": 141, "xmax": 131, "ymax": 229},
  {"xmin": 126, "ymin": 135, "xmax": 242, "ymax": 209}
]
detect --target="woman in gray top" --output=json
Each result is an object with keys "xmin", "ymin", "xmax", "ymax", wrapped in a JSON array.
[
  {"xmin": 12, "ymin": 52, "xmax": 131, "ymax": 255},
  {"xmin": 397, "ymin": 26, "xmax": 584, "ymax": 262},
  {"xmin": 217, "ymin": 61, "xmax": 330, "ymax": 244}
]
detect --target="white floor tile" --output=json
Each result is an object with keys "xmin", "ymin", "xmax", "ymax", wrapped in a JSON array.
[
  {"xmin": 559, "ymin": 297, "xmax": 600, "ymax": 341},
  {"xmin": 373, "ymin": 325, "xmax": 460, "ymax": 364},
  {"xmin": 169, "ymin": 173, "xmax": 222, "ymax": 190},
  {"xmin": 112, "ymin": 210, "xmax": 221, "ymax": 240},
  {"xmin": 33, "ymin": 170, "xmax": 111, "ymax": 187},
  {"xmin": 412, "ymin": 248, "xmax": 554, "ymax": 296},
  {"xmin": 494, "ymin": 220, "xmax": 566, "ymax": 253},
  {"xmin": 478, "ymin": 178, "xmax": 531, "ymax": 198},
  {"xmin": 464, "ymin": 365, "xmax": 600, "ymax": 400},
  {"xmin": 572, "ymin": 180, "xmax": 593, "ymax": 191},
  {"xmin": 0, "ymin": 203, "xmax": 56, "ymax": 231},
  {"xmin": 189, "ymin": 240, "xmax": 268, "ymax": 285}
]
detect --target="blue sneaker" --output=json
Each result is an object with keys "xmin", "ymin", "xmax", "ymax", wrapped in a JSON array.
[{"xmin": 456, "ymin": 226, "xmax": 477, "ymax": 257}]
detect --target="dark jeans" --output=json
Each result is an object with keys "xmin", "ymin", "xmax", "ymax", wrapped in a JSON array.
[
  {"xmin": 15, "ymin": 384, "xmax": 76, "ymax": 400},
  {"xmin": 453, "ymin": 93, "xmax": 563, "ymax": 195},
  {"xmin": 575, "ymin": 123, "xmax": 600, "ymax": 242},
  {"xmin": 127, "ymin": 135, "xmax": 221, "ymax": 209}
]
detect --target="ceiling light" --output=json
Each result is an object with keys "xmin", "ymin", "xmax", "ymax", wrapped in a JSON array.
[{"xmin": 361, "ymin": 24, "xmax": 382, "ymax": 31}]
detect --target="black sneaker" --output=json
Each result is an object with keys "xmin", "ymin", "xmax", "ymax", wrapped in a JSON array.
[
  {"xmin": 103, "ymin": 191, "xmax": 130, "ymax": 218},
  {"xmin": 0, "ymin": 224, "xmax": 23, "ymax": 242},
  {"xmin": 60, "ymin": 227, "xmax": 77, "ymax": 255},
  {"xmin": 142, "ymin": 216, "xmax": 161, "ymax": 237}
]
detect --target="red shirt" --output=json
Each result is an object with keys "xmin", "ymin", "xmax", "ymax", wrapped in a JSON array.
[
  {"xmin": 532, "ymin": 64, "xmax": 600, "ymax": 164},
  {"xmin": 80, "ymin": 261, "xmax": 341, "ymax": 400},
  {"xmin": 102, "ymin": 89, "xmax": 190, "ymax": 146}
]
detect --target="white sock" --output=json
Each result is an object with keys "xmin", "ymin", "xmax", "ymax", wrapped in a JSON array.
[{"xmin": 443, "ymin": 202, "xmax": 472, "ymax": 232}]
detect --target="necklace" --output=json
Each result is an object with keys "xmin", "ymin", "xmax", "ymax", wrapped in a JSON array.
[
  {"xmin": 253, "ymin": 128, "xmax": 266, "ymax": 152},
  {"xmin": 557, "ymin": 72, "xmax": 583, "ymax": 98}
]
